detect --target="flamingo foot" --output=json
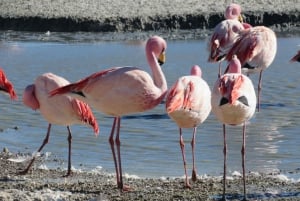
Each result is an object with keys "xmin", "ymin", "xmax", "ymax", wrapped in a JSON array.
[
  {"xmin": 18, "ymin": 169, "xmax": 30, "ymax": 175},
  {"xmin": 63, "ymin": 170, "xmax": 73, "ymax": 177},
  {"xmin": 184, "ymin": 183, "xmax": 192, "ymax": 189},
  {"xmin": 121, "ymin": 184, "xmax": 133, "ymax": 192},
  {"xmin": 191, "ymin": 170, "xmax": 197, "ymax": 182}
]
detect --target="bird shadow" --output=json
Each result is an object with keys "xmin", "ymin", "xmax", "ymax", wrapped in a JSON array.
[
  {"xmin": 122, "ymin": 113, "xmax": 169, "ymax": 120},
  {"xmin": 258, "ymin": 102, "xmax": 285, "ymax": 109},
  {"xmin": 212, "ymin": 191, "xmax": 300, "ymax": 200}
]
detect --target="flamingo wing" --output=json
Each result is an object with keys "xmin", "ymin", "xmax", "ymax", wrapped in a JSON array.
[
  {"xmin": 49, "ymin": 67, "xmax": 118, "ymax": 97},
  {"xmin": 71, "ymin": 99, "xmax": 99, "ymax": 135},
  {"xmin": 166, "ymin": 78, "xmax": 195, "ymax": 113},
  {"xmin": 226, "ymin": 29, "xmax": 257, "ymax": 66}
]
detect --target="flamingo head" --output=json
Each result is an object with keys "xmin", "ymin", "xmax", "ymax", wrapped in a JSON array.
[
  {"xmin": 224, "ymin": 55, "xmax": 242, "ymax": 74},
  {"xmin": 146, "ymin": 36, "xmax": 167, "ymax": 66},
  {"xmin": 225, "ymin": 3, "xmax": 242, "ymax": 20},
  {"xmin": 23, "ymin": 84, "xmax": 40, "ymax": 110}
]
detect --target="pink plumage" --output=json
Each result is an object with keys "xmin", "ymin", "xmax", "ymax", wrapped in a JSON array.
[
  {"xmin": 226, "ymin": 26, "xmax": 277, "ymax": 111},
  {"xmin": 166, "ymin": 65, "xmax": 211, "ymax": 188},
  {"xmin": 211, "ymin": 55, "xmax": 256, "ymax": 200},
  {"xmin": 21, "ymin": 72, "xmax": 99, "ymax": 176},
  {"xmin": 208, "ymin": 3, "xmax": 247, "ymax": 64},
  {"xmin": 50, "ymin": 35, "xmax": 168, "ymax": 191}
]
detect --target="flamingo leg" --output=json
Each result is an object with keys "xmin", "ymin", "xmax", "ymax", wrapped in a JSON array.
[
  {"xmin": 179, "ymin": 128, "xmax": 191, "ymax": 188},
  {"xmin": 218, "ymin": 62, "xmax": 222, "ymax": 78},
  {"xmin": 241, "ymin": 122, "xmax": 247, "ymax": 201},
  {"xmin": 108, "ymin": 117, "xmax": 120, "ymax": 188},
  {"xmin": 222, "ymin": 124, "xmax": 227, "ymax": 201},
  {"xmin": 191, "ymin": 127, "xmax": 197, "ymax": 182},
  {"xmin": 64, "ymin": 126, "xmax": 73, "ymax": 177},
  {"xmin": 257, "ymin": 71, "xmax": 263, "ymax": 112},
  {"xmin": 19, "ymin": 124, "xmax": 52, "ymax": 175}
]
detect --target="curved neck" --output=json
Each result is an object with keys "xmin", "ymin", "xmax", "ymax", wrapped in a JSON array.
[{"xmin": 146, "ymin": 51, "xmax": 167, "ymax": 94}]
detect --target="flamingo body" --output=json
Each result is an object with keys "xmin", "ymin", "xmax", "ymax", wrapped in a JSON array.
[
  {"xmin": 166, "ymin": 66, "xmax": 211, "ymax": 128},
  {"xmin": 208, "ymin": 3, "xmax": 247, "ymax": 63},
  {"xmin": 211, "ymin": 73, "xmax": 256, "ymax": 125},
  {"xmin": 64, "ymin": 66, "xmax": 166, "ymax": 116},
  {"xmin": 226, "ymin": 26, "xmax": 277, "ymax": 74},
  {"xmin": 22, "ymin": 73, "xmax": 99, "ymax": 176},
  {"xmin": 50, "ymin": 36, "xmax": 167, "ymax": 191},
  {"xmin": 208, "ymin": 19, "xmax": 244, "ymax": 62}
]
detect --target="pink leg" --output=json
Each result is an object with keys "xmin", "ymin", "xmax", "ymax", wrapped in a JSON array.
[
  {"xmin": 218, "ymin": 62, "xmax": 222, "ymax": 78},
  {"xmin": 179, "ymin": 128, "xmax": 191, "ymax": 188},
  {"xmin": 257, "ymin": 71, "xmax": 263, "ymax": 112},
  {"xmin": 109, "ymin": 117, "xmax": 130, "ymax": 192},
  {"xmin": 19, "ymin": 124, "xmax": 52, "ymax": 175},
  {"xmin": 108, "ymin": 118, "xmax": 120, "ymax": 188},
  {"xmin": 241, "ymin": 122, "xmax": 247, "ymax": 201},
  {"xmin": 64, "ymin": 126, "xmax": 73, "ymax": 177},
  {"xmin": 222, "ymin": 124, "xmax": 227, "ymax": 201},
  {"xmin": 191, "ymin": 127, "xmax": 197, "ymax": 182}
]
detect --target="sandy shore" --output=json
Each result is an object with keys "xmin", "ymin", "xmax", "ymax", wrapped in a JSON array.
[
  {"xmin": 1, "ymin": 150, "xmax": 300, "ymax": 201},
  {"xmin": 0, "ymin": 0, "xmax": 299, "ymax": 34}
]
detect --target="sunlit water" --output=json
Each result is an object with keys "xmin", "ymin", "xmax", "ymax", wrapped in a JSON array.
[{"xmin": 0, "ymin": 31, "xmax": 299, "ymax": 180}]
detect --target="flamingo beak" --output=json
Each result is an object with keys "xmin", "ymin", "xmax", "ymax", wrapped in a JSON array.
[
  {"xmin": 158, "ymin": 51, "xmax": 166, "ymax": 66},
  {"xmin": 238, "ymin": 14, "xmax": 244, "ymax": 23}
]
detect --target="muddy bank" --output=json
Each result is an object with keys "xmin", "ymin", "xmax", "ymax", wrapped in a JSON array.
[
  {"xmin": 1, "ymin": 151, "xmax": 300, "ymax": 201},
  {"xmin": 0, "ymin": 0, "xmax": 299, "ymax": 33}
]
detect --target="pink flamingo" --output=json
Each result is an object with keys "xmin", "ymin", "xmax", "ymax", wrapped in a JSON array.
[
  {"xmin": 211, "ymin": 55, "xmax": 256, "ymax": 201},
  {"xmin": 49, "ymin": 36, "xmax": 168, "ymax": 191},
  {"xmin": 226, "ymin": 26, "xmax": 277, "ymax": 111},
  {"xmin": 21, "ymin": 73, "xmax": 99, "ymax": 176},
  {"xmin": 208, "ymin": 3, "xmax": 250, "ymax": 77},
  {"xmin": 290, "ymin": 50, "xmax": 300, "ymax": 62},
  {"xmin": 0, "ymin": 67, "xmax": 17, "ymax": 100},
  {"xmin": 165, "ymin": 65, "xmax": 211, "ymax": 188}
]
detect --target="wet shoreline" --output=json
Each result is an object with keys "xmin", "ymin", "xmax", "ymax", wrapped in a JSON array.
[{"xmin": 1, "ymin": 151, "xmax": 300, "ymax": 200}]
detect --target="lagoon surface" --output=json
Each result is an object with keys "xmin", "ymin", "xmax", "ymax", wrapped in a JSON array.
[{"xmin": 0, "ymin": 31, "xmax": 299, "ymax": 180}]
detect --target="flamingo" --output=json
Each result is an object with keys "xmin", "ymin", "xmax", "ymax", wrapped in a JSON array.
[
  {"xmin": 290, "ymin": 50, "xmax": 300, "ymax": 62},
  {"xmin": 211, "ymin": 55, "xmax": 256, "ymax": 201},
  {"xmin": 165, "ymin": 65, "xmax": 211, "ymax": 188},
  {"xmin": 226, "ymin": 26, "xmax": 277, "ymax": 111},
  {"xmin": 207, "ymin": 3, "xmax": 250, "ymax": 77},
  {"xmin": 0, "ymin": 67, "xmax": 17, "ymax": 100},
  {"xmin": 21, "ymin": 73, "xmax": 99, "ymax": 176},
  {"xmin": 49, "ymin": 36, "xmax": 168, "ymax": 191}
]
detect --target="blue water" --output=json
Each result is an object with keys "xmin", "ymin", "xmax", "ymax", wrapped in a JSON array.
[{"xmin": 0, "ymin": 31, "xmax": 299, "ymax": 179}]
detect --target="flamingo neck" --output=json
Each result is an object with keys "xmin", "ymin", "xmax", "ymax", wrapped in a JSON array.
[
  {"xmin": 227, "ymin": 56, "xmax": 242, "ymax": 74},
  {"xmin": 146, "ymin": 51, "xmax": 167, "ymax": 94},
  {"xmin": 190, "ymin": 65, "xmax": 202, "ymax": 77}
]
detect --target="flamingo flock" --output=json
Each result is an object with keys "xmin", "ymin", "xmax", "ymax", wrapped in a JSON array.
[{"xmin": 0, "ymin": 2, "xmax": 297, "ymax": 200}]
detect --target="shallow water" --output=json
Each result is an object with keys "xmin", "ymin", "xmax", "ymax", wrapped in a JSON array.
[{"xmin": 0, "ymin": 31, "xmax": 299, "ymax": 179}]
